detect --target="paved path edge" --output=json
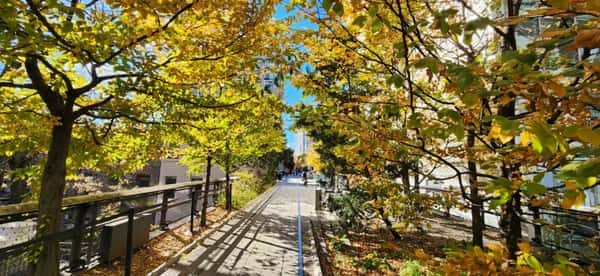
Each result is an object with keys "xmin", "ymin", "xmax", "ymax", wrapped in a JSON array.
[{"xmin": 147, "ymin": 182, "xmax": 282, "ymax": 276}]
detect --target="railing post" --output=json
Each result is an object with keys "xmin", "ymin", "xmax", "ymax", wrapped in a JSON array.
[
  {"xmin": 190, "ymin": 187, "xmax": 197, "ymax": 234},
  {"xmin": 86, "ymin": 203, "xmax": 98, "ymax": 265},
  {"xmin": 160, "ymin": 192, "xmax": 169, "ymax": 230},
  {"xmin": 69, "ymin": 204, "xmax": 89, "ymax": 272},
  {"xmin": 532, "ymin": 206, "xmax": 542, "ymax": 244},
  {"xmin": 212, "ymin": 181, "xmax": 219, "ymax": 204},
  {"xmin": 124, "ymin": 207, "xmax": 134, "ymax": 276}
]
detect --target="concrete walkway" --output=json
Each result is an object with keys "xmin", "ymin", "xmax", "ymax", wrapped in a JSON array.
[{"xmin": 160, "ymin": 176, "xmax": 320, "ymax": 275}]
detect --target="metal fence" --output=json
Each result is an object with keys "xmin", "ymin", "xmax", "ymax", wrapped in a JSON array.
[
  {"xmin": 0, "ymin": 178, "xmax": 232, "ymax": 276},
  {"xmin": 315, "ymin": 175, "xmax": 599, "ymax": 263}
]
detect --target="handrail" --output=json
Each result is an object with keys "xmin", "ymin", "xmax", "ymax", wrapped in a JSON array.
[{"xmin": 0, "ymin": 177, "xmax": 237, "ymax": 217}]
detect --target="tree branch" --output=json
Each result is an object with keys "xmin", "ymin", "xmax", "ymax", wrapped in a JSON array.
[{"xmin": 74, "ymin": 95, "xmax": 114, "ymax": 118}]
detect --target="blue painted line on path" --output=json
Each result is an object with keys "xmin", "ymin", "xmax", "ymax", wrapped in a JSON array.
[{"xmin": 297, "ymin": 182, "xmax": 304, "ymax": 276}]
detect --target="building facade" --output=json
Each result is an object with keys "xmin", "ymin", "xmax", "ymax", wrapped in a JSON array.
[{"xmin": 294, "ymin": 131, "xmax": 312, "ymax": 157}]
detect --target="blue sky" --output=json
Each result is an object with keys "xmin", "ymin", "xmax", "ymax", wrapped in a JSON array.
[{"xmin": 274, "ymin": 3, "xmax": 316, "ymax": 150}]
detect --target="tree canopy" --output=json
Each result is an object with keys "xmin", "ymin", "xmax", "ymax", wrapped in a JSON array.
[{"xmin": 290, "ymin": 0, "xmax": 599, "ymax": 273}]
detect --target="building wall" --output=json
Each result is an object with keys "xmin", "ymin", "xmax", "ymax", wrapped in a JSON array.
[
  {"xmin": 294, "ymin": 131, "xmax": 312, "ymax": 157},
  {"xmin": 158, "ymin": 158, "xmax": 226, "ymax": 185},
  {"xmin": 158, "ymin": 159, "xmax": 190, "ymax": 185}
]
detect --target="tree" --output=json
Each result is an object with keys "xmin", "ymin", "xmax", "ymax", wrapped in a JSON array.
[
  {"xmin": 290, "ymin": 0, "xmax": 599, "ymax": 272},
  {"xmin": 179, "ymin": 86, "xmax": 286, "ymax": 217},
  {"xmin": 0, "ymin": 1, "xmax": 284, "ymax": 274}
]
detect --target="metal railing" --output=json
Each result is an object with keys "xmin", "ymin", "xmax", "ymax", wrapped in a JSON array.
[{"xmin": 0, "ymin": 178, "xmax": 234, "ymax": 275}]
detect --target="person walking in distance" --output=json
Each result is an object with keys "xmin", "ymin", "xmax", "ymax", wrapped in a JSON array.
[{"xmin": 302, "ymin": 170, "xmax": 308, "ymax": 186}]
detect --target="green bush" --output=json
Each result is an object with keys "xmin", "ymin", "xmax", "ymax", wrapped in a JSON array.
[
  {"xmin": 351, "ymin": 252, "xmax": 391, "ymax": 271},
  {"xmin": 399, "ymin": 260, "xmax": 425, "ymax": 276},
  {"xmin": 217, "ymin": 171, "xmax": 271, "ymax": 209}
]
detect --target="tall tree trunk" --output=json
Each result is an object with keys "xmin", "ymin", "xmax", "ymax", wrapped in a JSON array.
[
  {"xmin": 329, "ymin": 166, "xmax": 335, "ymax": 190},
  {"xmin": 413, "ymin": 162, "xmax": 419, "ymax": 192},
  {"xmin": 225, "ymin": 164, "xmax": 231, "ymax": 212},
  {"xmin": 400, "ymin": 163, "xmax": 410, "ymax": 194},
  {"xmin": 377, "ymin": 207, "xmax": 402, "ymax": 240},
  {"xmin": 497, "ymin": 0, "xmax": 522, "ymax": 260},
  {"xmin": 225, "ymin": 144, "xmax": 232, "ymax": 212},
  {"xmin": 34, "ymin": 115, "xmax": 73, "ymax": 276},
  {"xmin": 506, "ymin": 191, "xmax": 522, "ymax": 259},
  {"xmin": 467, "ymin": 124, "xmax": 483, "ymax": 247},
  {"xmin": 201, "ymin": 154, "xmax": 212, "ymax": 226}
]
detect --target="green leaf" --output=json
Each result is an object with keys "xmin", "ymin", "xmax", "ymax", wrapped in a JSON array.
[
  {"xmin": 575, "ymin": 176, "xmax": 597, "ymax": 189},
  {"xmin": 557, "ymin": 264, "xmax": 576, "ymax": 276},
  {"xmin": 407, "ymin": 113, "xmax": 422, "ymax": 128},
  {"xmin": 524, "ymin": 254, "xmax": 544, "ymax": 272},
  {"xmin": 463, "ymin": 92, "xmax": 479, "ymax": 107},
  {"xmin": 437, "ymin": 109, "xmax": 461, "ymax": 122},
  {"xmin": 576, "ymin": 157, "xmax": 600, "ymax": 178},
  {"xmin": 449, "ymin": 124, "xmax": 465, "ymax": 141},
  {"xmin": 332, "ymin": 2, "xmax": 344, "ymax": 16},
  {"xmin": 548, "ymin": 0, "xmax": 569, "ymax": 9},
  {"xmin": 450, "ymin": 66, "xmax": 476, "ymax": 90},
  {"xmin": 387, "ymin": 75, "xmax": 403, "ymax": 88},
  {"xmin": 490, "ymin": 190, "xmax": 511, "ymax": 209},
  {"xmin": 371, "ymin": 17, "xmax": 383, "ymax": 32},
  {"xmin": 415, "ymin": 57, "xmax": 440, "ymax": 73},
  {"xmin": 352, "ymin": 16, "xmax": 368, "ymax": 27},
  {"xmin": 528, "ymin": 121, "xmax": 557, "ymax": 157},
  {"xmin": 522, "ymin": 182, "xmax": 547, "ymax": 197},
  {"xmin": 533, "ymin": 172, "xmax": 545, "ymax": 183},
  {"xmin": 322, "ymin": 0, "xmax": 333, "ymax": 11},
  {"xmin": 368, "ymin": 4, "xmax": 379, "ymax": 16}
]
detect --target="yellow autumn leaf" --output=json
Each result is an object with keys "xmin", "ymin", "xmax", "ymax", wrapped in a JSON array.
[
  {"xmin": 489, "ymin": 125, "xmax": 513, "ymax": 144},
  {"xmin": 548, "ymin": 81, "xmax": 566, "ymax": 97},
  {"xmin": 530, "ymin": 198, "xmax": 550, "ymax": 207},
  {"xmin": 521, "ymin": 131, "xmax": 532, "ymax": 146},
  {"xmin": 414, "ymin": 249, "xmax": 429, "ymax": 260},
  {"xmin": 550, "ymin": 268, "xmax": 563, "ymax": 276},
  {"xmin": 562, "ymin": 190, "xmax": 586, "ymax": 209},
  {"xmin": 565, "ymin": 180, "xmax": 577, "ymax": 190},
  {"xmin": 540, "ymin": 29, "xmax": 572, "ymax": 38},
  {"xmin": 562, "ymin": 196, "xmax": 575, "ymax": 209},
  {"xmin": 487, "ymin": 243, "xmax": 504, "ymax": 254},
  {"xmin": 518, "ymin": 241, "xmax": 532, "ymax": 254},
  {"xmin": 548, "ymin": 0, "xmax": 570, "ymax": 9},
  {"xmin": 564, "ymin": 29, "xmax": 600, "ymax": 51},
  {"xmin": 574, "ymin": 191, "xmax": 586, "ymax": 207},
  {"xmin": 577, "ymin": 128, "xmax": 600, "ymax": 145}
]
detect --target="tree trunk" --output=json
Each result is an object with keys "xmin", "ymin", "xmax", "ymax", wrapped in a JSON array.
[
  {"xmin": 400, "ymin": 163, "xmax": 410, "ymax": 194},
  {"xmin": 496, "ymin": 0, "xmax": 522, "ymax": 260},
  {"xmin": 467, "ymin": 124, "xmax": 484, "ymax": 247},
  {"xmin": 413, "ymin": 162, "xmax": 419, "ymax": 192},
  {"xmin": 225, "ymin": 164, "xmax": 231, "ymax": 212},
  {"xmin": 329, "ymin": 167, "xmax": 335, "ymax": 190},
  {"xmin": 201, "ymin": 155, "xmax": 212, "ymax": 226},
  {"xmin": 34, "ymin": 116, "xmax": 73, "ymax": 276},
  {"xmin": 506, "ymin": 191, "xmax": 522, "ymax": 259},
  {"xmin": 377, "ymin": 207, "xmax": 402, "ymax": 240}
]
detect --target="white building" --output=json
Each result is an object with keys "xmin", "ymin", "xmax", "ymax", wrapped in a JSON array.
[{"xmin": 294, "ymin": 131, "xmax": 312, "ymax": 157}]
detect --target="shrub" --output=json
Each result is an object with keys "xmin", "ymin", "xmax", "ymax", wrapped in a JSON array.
[
  {"xmin": 217, "ymin": 171, "xmax": 271, "ymax": 209},
  {"xmin": 399, "ymin": 260, "xmax": 425, "ymax": 276}
]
